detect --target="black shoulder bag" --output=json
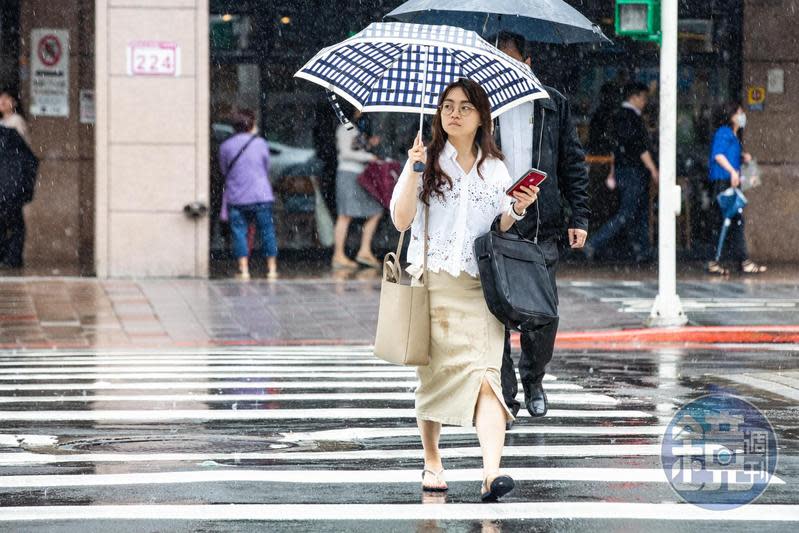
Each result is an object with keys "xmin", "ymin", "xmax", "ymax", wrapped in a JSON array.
[
  {"xmin": 474, "ymin": 104, "xmax": 558, "ymax": 332},
  {"xmin": 224, "ymin": 134, "xmax": 258, "ymax": 179}
]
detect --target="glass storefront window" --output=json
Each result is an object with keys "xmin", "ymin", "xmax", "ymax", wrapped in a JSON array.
[{"xmin": 210, "ymin": 14, "xmax": 253, "ymax": 53}]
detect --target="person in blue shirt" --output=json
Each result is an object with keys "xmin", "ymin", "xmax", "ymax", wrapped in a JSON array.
[{"xmin": 706, "ymin": 102, "xmax": 766, "ymax": 275}]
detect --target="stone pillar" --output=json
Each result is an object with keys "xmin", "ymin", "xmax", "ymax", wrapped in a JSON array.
[
  {"xmin": 95, "ymin": 0, "xmax": 209, "ymax": 277},
  {"xmin": 742, "ymin": 0, "xmax": 799, "ymax": 263}
]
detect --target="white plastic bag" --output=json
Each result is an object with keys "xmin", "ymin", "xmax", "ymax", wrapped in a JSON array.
[
  {"xmin": 741, "ymin": 159, "xmax": 762, "ymax": 191},
  {"xmin": 311, "ymin": 177, "xmax": 334, "ymax": 247}
]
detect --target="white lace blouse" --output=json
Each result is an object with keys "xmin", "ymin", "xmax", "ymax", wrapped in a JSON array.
[{"xmin": 390, "ymin": 141, "xmax": 514, "ymax": 278}]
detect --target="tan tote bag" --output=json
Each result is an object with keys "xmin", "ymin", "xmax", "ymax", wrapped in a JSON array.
[{"xmin": 373, "ymin": 207, "xmax": 430, "ymax": 366}]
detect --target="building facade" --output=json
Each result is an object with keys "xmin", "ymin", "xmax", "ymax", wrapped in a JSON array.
[{"xmin": 0, "ymin": 0, "xmax": 795, "ymax": 277}]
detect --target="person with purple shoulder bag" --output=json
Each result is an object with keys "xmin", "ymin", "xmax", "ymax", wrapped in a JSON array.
[{"xmin": 219, "ymin": 109, "xmax": 279, "ymax": 280}]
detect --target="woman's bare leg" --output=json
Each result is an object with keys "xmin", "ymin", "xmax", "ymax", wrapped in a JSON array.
[
  {"xmin": 417, "ymin": 418, "xmax": 447, "ymax": 489},
  {"xmin": 266, "ymin": 256, "xmax": 277, "ymax": 276},
  {"xmin": 357, "ymin": 212, "xmax": 383, "ymax": 261},
  {"xmin": 237, "ymin": 257, "xmax": 249, "ymax": 275},
  {"xmin": 332, "ymin": 215, "xmax": 357, "ymax": 266},
  {"xmin": 474, "ymin": 378, "xmax": 507, "ymax": 486}
]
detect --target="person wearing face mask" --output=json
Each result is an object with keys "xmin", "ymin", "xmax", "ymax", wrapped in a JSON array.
[{"xmin": 706, "ymin": 102, "xmax": 766, "ymax": 275}]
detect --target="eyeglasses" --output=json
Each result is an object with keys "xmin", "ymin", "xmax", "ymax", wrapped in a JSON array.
[{"xmin": 440, "ymin": 102, "xmax": 477, "ymax": 117}]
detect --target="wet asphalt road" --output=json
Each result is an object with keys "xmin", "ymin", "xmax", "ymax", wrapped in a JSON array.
[{"xmin": 0, "ymin": 344, "xmax": 797, "ymax": 532}]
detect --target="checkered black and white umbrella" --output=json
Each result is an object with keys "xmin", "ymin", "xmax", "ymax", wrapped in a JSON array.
[{"xmin": 295, "ymin": 22, "xmax": 549, "ymax": 120}]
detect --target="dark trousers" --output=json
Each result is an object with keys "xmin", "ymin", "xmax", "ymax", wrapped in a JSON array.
[
  {"xmin": 0, "ymin": 205, "xmax": 25, "ymax": 267},
  {"xmin": 500, "ymin": 238, "xmax": 560, "ymax": 415},
  {"xmin": 710, "ymin": 180, "xmax": 748, "ymax": 263},
  {"xmin": 589, "ymin": 166, "xmax": 651, "ymax": 259}
]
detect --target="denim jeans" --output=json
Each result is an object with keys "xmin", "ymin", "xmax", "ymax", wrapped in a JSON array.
[
  {"xmin": 228, "ymin": 202, "xmax": 278, "ymax": 259},
  {"xmin": 589, "ymin": 166, "xmax": 651, "ymax": 259},
  {"xmin": 710, "ymin": 180, "xmax": 748, "ymax": 262},
  {"xmin": 500, "ymin": 238, "xmax": 560, "ymax": 415}
]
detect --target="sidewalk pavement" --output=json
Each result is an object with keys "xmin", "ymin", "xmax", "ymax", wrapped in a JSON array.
[{"xmin": 0, "ymin": 263, "xmax": 798, "ymax": 350}]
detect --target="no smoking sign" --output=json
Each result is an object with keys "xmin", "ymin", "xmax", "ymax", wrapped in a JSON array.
[
  {"xmin": 30, "ymin": 28, "xmax": 69, "ymax": 117},
  {"xmin": 37, "ymin": 34, "xmax": 63, "ymax": 67}
]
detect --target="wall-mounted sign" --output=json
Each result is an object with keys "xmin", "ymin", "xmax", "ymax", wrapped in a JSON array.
[
  {"xmin": 79, "ymin": 89, "xmax": 95, "ymax": 124},
  {"xmin": 126, "ymin": 41, "xmax": 181, "ymax": 77},
  {"xmin": 747, "ymin": 86, "xmax": 766, "ymax": 111},
  {"xmin": 30, "ymin": 28, "xmax": 70, "ymax": 117},
  {"xmin": 768, "ymin": 69, "xmax": 784, "ymax": 95}
]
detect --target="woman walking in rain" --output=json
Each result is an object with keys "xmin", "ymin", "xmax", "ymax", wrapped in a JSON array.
[
  {"xmin": 332, "ymin": 110, "xmax": 384, "ymax": 270},
  {"xmin": 706, "ymin": 101, "xmax": 766, "ymax": 275},
  {"xmin": 390, "ymin": 79, "xmax": 538, "ymax": 502}
]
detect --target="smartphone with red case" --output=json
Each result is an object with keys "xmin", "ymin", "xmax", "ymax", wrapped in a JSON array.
[{"xmin": 506, "ymin": 168, "xmax": 548, "ymax": 196}]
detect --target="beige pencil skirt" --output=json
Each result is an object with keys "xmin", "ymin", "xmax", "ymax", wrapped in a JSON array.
[{"xmin": 414, "ymin": 270, "xmax": 515, "ymax": 427}]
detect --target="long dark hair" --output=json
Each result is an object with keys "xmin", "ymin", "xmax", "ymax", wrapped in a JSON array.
[{"xmin": 420, "ymin": 79, "xmax": 503, "ymax": 205}]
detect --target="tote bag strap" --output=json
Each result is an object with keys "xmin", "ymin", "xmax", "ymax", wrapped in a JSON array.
[{"xmin": 391, "ymin": 204, "xmax": 429, "ymax": 285}]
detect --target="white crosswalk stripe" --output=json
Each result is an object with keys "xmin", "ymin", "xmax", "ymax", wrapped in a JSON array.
[
  {"xmin": 0, "ymin": 346, "xmax": 792, "ymax": 526},
  {"xmin": 0, "ymin": 391, "xmax": 620, "ymax": 404},
  {"xmin": 0, "ymin": 467, "xmax": 782, "ymax": 487}
]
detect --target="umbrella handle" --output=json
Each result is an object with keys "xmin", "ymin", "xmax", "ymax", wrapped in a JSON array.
[{"xmin": 413, "ymin": 45, "xmax": 430, "ymax": 174}]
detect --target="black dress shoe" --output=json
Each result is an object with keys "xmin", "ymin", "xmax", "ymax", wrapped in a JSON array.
[{"xmin": 525, "ymin": 383, "xmax": 548, "ymax": 417}]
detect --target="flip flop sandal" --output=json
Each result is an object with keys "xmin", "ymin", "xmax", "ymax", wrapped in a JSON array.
[
  {"xmin": 421, "ymin": 468, "xmax": 448, "ymax": 492},
  {"xmin": 706, "ymin": 261, "xmax": 729, "ymax": 276},
  {"xmin": 355, "ymin": 255, "xmax": 381, "ymax": 269},
  {"xmin": 331, "ymin": 259, "xmax": 358, "ymax": 271},
  {"xmin": 481, "ymin": 475, "xmax": 515, "ymax": 503},
  {"xmin": 741, "ymin": 260, "xmax": 767, "ymax": 274}
]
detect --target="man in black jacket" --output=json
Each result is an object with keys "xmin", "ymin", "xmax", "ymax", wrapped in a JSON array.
[
  {"xmin": 0, "ymin": 126, "xmax": 38, "ymax": 268},
  {"xmin": 586, "ymin": 82, "xmax": 658, "ymax": 261},
  {"xmin": 496, "ymin": 34, "xmax": 590, "ymax": 424}
]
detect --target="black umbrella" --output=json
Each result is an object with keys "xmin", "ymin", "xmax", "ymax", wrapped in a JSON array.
[{"xmin": 384, "ymin": 0, "xmax": 611, "ymax": 44}]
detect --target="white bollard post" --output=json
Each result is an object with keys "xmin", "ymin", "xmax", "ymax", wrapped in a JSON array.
[{"xmin": 647, "ymin": 0, "xmax": 688, "ymax": 327}]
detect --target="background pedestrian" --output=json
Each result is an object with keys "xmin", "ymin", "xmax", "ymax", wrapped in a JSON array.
[
  {"xmin": 332, "ymin": 111, "xmax": 384, "ymax": 270},
  {"xmin": 0, "ymin": 125, "xmax": 37, "ymax": 269},
  {"xmin": 706, "ymin": 101, "xmax": 766, "ymax": 275},
  {"xmin": 219, "ymin": 109, "xmax": 278, "ymax": 280},
  {"xmin": 586, "ymin": 82, "xmax": 658, "ymax": 262},
  {"xmin": 0, "ymin": 88, "xmax": 32, "ymax": 268}
]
